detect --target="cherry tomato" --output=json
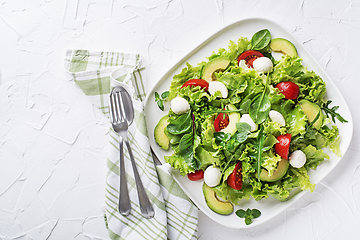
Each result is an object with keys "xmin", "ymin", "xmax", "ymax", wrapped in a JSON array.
[
  {"xmin": 237, "ymin": 50, "xmax": 264, "ymax": 68},
  {"xmin": 275, "ymin": 133, "xmax": 292, "ymax": 160},
  {"xmin": 181, "ymin": 79, "xmax": 209, "ymax": 91},
  {"xmin": 214, "ymin": 113, "xmax": 229, "ymax": 132},
  {"xmin": 275, "ymin": 81, "xmax": 300, "ymax": 100},
  {"xmin": 227, "ymin": 162, "xmax": 242, "ymax": 190},
  {"xmin": 188, "ymin": 170, "xmax": 204, "ymax": 181}
]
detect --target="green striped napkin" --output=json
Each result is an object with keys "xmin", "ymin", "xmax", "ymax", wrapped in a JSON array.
[{"xmin": 64, "ymin": 50, "xmax": 198, "ymax": 240}]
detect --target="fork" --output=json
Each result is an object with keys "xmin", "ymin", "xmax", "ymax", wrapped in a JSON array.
[{"xmin": 109, "ymin": 86, "xmax": 154, "ymax": 218}]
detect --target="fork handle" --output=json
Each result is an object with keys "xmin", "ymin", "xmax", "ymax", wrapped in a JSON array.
[
  {"xmin": 125, "ymin": 140, "xmax": 155, "ymax": 219},
  {"xmin": 119, "ymin": 138, "xmax": 131, "ymax": 215}
]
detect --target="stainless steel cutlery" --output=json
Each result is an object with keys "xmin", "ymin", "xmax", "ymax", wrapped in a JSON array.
[{"xmin": 109, "ymin": 86, "xmax": 154, "ymax": 218}]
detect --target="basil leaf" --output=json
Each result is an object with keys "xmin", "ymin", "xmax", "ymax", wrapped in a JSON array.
[
  {"xmin": 251, "ymin": 29, "xmax": 271, "ymax": 51},
  {"xmin": 214, "ymin": 131, "xmax": 232, "ymax": 148},
  {"xmin": 236, "ymin": 208, "xmax": 261, "ymax": 225},
  {"xmin": 249, "ymin": 93, "xmax": 271, "ymax": 124},
  {"xmin": 251, "ymin": 209, "xmax": 261, "ymax": 218},
  {"xmin": 157, "ymin": 100, "xmax": 164, "ymax": 111},
  {"xmin": 235, "ymin": 209, "xmax": 246, "ymax": 218},
  {"xmin": 155, "ymin": 92, "xmax": 161, "ymax": 102},
  {"xmin": 179, "ymin": 132, "xmax": 193, "ymax": 156},
  {"xmin": 214, "ymin": 131, "xmax": 226, "ymax": 142},
  {"xmin": 161, "ymin": 91, "xmax": 169, "ymax": 99},
  {"xmin": 235, "ymin": 123, "xmax": 251, "ymax": 144},
  {"xmin": 245, "ymin": 218, "xmax": 252, "ymax": 225},
  {"xmin": 166, "ymin": 111, "xmax": 192, "ymax": 134},
  {"xmin": 239, "ymin": 99, "xmax": 251, "ymax": 114},
  {"xmin": 235, "ymin": 132, "xmax": 248, "ymax": 144},
  {"xmin": 236, "ymin": 122, "xmax": 251, "ymax": 134},
  {"xmin": 179, "ymin": 132, "xmax": 200, "ymax": 170}
]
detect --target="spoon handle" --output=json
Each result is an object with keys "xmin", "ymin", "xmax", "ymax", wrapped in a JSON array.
[
  {"xmin": 125, "ymin": 140, "xmax": 155, "ymax": 219},
  {"xmin": 119, "ymin": 138, "xmax": 131, "ymax": 215}
]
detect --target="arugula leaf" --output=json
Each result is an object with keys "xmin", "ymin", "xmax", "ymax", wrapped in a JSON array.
[
  {"xmin": 203, "ymin": 108, "xmax": 242, "ymax": 116},
  {"xmin": 322, "ymin": 100, "xmax": 348, "ymax": 123},
  {"xmin": 304, "ymin": 111, "xmax": 321, "ymax": 140},
  {"xmin": 256, "ymin": 126, "xmax": 265, "ymax": 181}
]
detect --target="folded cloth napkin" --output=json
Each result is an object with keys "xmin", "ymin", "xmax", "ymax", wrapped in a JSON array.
[{"xmin": 64, "ymin": 50, "xmax": 198, "ymax": 240}]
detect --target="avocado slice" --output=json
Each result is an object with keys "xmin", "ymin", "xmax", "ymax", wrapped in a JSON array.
[
  {"xmin": 203, "ymin": 183, "xmax": 233, "ymax": 215},
  {"xmin": 202, "ymin": 57, "xmax": 230, "ymax": 82},
  {"xmin": 299, "ymin": 99, "xmax": 323, "ymax": 129},
  {"xmin": 259, "ymin": 158, "xmax": 289, "ymax": 182},
  {"xmin": 270, "ymin": 38, "xmax": 298, "ymax": 57},
  {"xmin": 221, "ymin": 104, "xmax": 240, "ymax": 135},
  {"xmin": 154, "ymin": 115, "xmax": 170, "ymax": 150}
]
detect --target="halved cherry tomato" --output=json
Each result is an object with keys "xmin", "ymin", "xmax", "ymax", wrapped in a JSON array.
[
  {"xmin": 275, "ymin": 133, "xmax": 292, "ymax": 160},
  {"xmin": 227, "ymin": 162, "xmax": 242, "ymax": 190},
  {"xmin": 275, "ymin": 81, "xmax": 300, "ymax": 100},
  {"xmin": 188, "ymin": 170, "xmax": 204, "ymax": 181},
  {"xmin": 214, "ymin": 113, "xmax": 229, "ymax": 132},
  {"xmin": 181, "ymin": 79, "xmax": 209, "ymax": 91},
  {"xmin": 237, "ymin": 50, "xmax": 264, "ymax": 68}
]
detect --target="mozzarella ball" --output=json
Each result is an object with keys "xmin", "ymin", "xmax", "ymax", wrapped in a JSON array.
[
  {"xmin": 238, "ymin": 60, "xmax": 250, "ymax": 71},
  {"xmin": 239, "ymin": 114, "xmax": 258, "ymax": 132},
  {"xmin": 204, "ymin": 165, "xmax": 221, "ymax": 187},
  {"xmin": 253, "ymin": 57, "xmax": 273, "ymax": 73},
  {"xmin": 170, "ymin": 96, "xmax": 190, "ymax": 114},
  {"xmin": 289, "ymin": 150, "xmax": 307, "ymax": 168},
  {"xmin": 209, "ymin": 81, "xmax": 228, "ymax": 98},
  {"xmin": 269, "ymin": 110, "xmax": 286, "ymax": 126}
]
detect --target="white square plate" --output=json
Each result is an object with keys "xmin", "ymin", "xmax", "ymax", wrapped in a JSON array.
[{"xmin": 144, "ymin": 18, "xmax": 353, "ymax": 229}]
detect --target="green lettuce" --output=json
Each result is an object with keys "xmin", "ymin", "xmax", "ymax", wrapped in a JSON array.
[
  {"xmin": 168, "ymin": 62, "xmax": 203, "ymax": 100},
  {"xmin": 161, "ymin": 33, "xmax": 343, "ymax": 204},
  {"xmin": 303, "ymin": 145, "xmax": 330, "ymax": 170}
]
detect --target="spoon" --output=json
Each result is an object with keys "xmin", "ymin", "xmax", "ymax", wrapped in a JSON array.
[{"xmin": 109, "ymin": 86, "xmax": 154, "ymax": 218}]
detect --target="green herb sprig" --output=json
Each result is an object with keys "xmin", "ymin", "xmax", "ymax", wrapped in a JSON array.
[
  {"xmin": 322, "ymin": 100, "xmax": 348, "ymax": 123},
  {"xmin": 155, "ymin": 91, "xmax": 169, "ymax": 111},
  {"xmin": 235, "ymin": 208, "xmax": 261, "ymax": 225}
]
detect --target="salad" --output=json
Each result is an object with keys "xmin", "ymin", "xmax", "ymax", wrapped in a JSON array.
[{"xmin": 154, "ymin": 29, "xmax": 347, "ymax": 214}]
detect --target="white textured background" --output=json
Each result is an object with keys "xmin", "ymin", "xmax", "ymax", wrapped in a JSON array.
[{"xmin": 1, "ymin": 0, "xmax": 359, "ymax": 239}]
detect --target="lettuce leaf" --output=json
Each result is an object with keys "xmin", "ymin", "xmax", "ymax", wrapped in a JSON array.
[
  {"xmin": 290, "ymin": 167, "xmax": 315, "ymax": 192},
  {"xmin": 168, "ymin": 62, "xmax": 203, "ymax": 100},
  {"xmin": 164, "ymin": 154, "xmax": 195, "ymax": 176},
  {"xmin": 302, "ymin": 145, "xmax": 329, "ymax": 170},
  {"xmin": 261, "ymin": 150, "xmax": 282, "ymax": 176}
]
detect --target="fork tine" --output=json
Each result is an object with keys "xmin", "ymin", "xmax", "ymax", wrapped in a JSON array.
[{"xmin": 110, "ymin": 93, "xmax": 117, "ymax": 122}]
